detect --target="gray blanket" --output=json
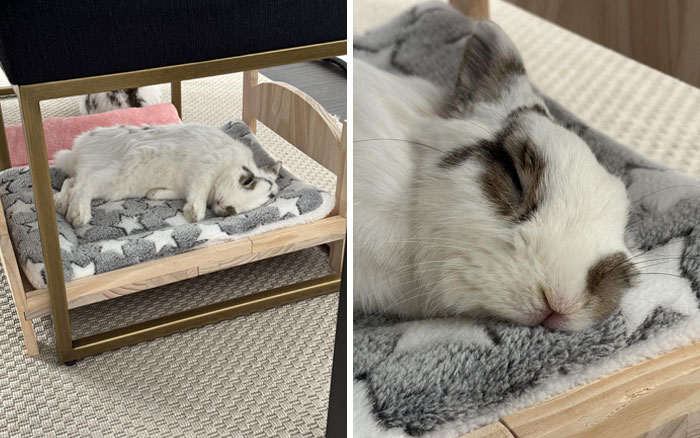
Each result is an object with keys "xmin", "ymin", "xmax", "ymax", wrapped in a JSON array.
[
  {"xmin": 0, "ymin": 120, "xmax": 334, "ymax": 289},
  {"xmin": 354, "ymin": 3, "xmax": 700, "ymax": 436}
]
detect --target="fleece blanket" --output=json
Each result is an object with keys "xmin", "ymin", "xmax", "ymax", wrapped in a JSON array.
[
  {"xmin": 4, "ymin": 103, "xmax": 182, "ymax": 167},
  {"xmin": 354, "ymin": 3, "xmax": 700, "ymax": 437},
  {"xmin": 0, "ymin": 120, "xmax": 334, "ymax": 289}
]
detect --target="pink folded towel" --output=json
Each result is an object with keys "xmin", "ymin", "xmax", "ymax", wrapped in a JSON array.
[{"xmin": 4, "ymin": 103, "xmax": 182, "ymax": 167}]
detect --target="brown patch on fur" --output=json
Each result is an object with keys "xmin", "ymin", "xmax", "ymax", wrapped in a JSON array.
[
  {"xmin": 225, "ymin": 206, "xmax": 237, "ymax": 216},
  {"xmin": 480, "ymin": 138, "xmax": 544, "ymax": 222},
  {"xmin": 239, "ymin": 167, "xmax": 255, "ymax": 189},
  {"xmin": 242, "ymin": 179, "xmax": 257, "ymax": 190},
  {"xmin": 85, "ymin": 95, "xmax": 96, "ymax": 113},
  {"xmin": 439, "ymin": 119, "xmax": 545, "ymax": 222},
  {"xmin": 124, "ymin": 88, "xmax": 145, "ymax": 107},
  {"xmin": 586, "ymin": 252, "xmax": 638, "ymax": 319},
  {"xmin": 107, "ymin": 91, "xmax": 121, "ymax": 106}
]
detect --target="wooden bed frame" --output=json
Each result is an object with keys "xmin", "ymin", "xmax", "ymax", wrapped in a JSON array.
[
  {"xmin": 0, "ymin": 41, "xmax": 346, "ymax": 363},
  {"xmin": 447, "ymin": 1, "xmax": 700, "ymax": 436}
]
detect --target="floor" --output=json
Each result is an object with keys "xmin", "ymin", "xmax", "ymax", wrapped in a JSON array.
[{"xmin": 0, "ymin": 61, "xmax": 345, "ymax": 437}]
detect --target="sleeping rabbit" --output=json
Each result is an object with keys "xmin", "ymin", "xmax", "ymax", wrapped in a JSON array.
[
  {"xmin": 54, "ymin": 123, "xmax": 280, "ymax": 227},
  {"xmin": 354, "ymin": 20, "xmax": 637, "ymax": 331}
]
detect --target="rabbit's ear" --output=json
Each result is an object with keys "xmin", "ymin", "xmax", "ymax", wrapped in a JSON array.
[
  {"xmin": 446, "ymin": 20, "xmax": 527, "ymax": 115},
  {"xmin": 261, "ymin": 161, "xmax": 282, "ymax": 176}
]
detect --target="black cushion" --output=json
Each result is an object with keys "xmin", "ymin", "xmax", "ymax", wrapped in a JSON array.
[{"xmin": 0, "ymin": 0, "xmax": 346, "ymax": 85}]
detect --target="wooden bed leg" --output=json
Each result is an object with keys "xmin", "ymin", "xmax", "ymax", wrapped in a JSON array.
[
  {"xmin": 0, "ymin": 103, "xmax": 11, "ymax": 170},
  {"xmin": 0, "ymin": 188, "xmax": 39, "ymax": 354},
  {"xmin": 449, "ymin": 0, "xmax": 490, "ymax": 19},
  {"xmin": 170, "ymin": 81, "xmax": 182, "ymax": 118},
  {"xmin": 17, "ymin": 315, "xmax": 39, "ymax": 356},
  {"xmin": 242, "ymin": 70, "xmax": 259, "ymax": 133},
  {"xmin": 329, "ymin": 121, "xmax": 347, "ymax": 274},
  {"xmin": 329, "ymin": 240, "xmax": 345, "ymax": 273}
]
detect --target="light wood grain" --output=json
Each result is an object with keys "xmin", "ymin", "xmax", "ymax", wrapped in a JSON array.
[
  {"xmin": 248, "ymin": 216, "xmax": 346, "ymax": 254},
  {"xmin": 24, "ymin": 216, "xmax": 345, "ymax": 319},
  {"xmin": 0, "ymin": 103, "xmax": 12, "ymax": 170},
  {"xmin": 460, "ymin": 422, "xmax": 514, "ymax": 438},
  {"xmin": 242, "ymin": 70, "xmax": 258, "ymax": 133},
  {"xmin": 250, "ymin": 81, "xmax": 345, "ymax": 178},
  {"xmin": 503, "ymin": 341, "xmax": 700, "ymax": 438},
  {"xmin": 200, "ymin": 216, "xmax": 346, "ymax": 274},
  {"xmin": 170, "ymin": 80, "xmax": 182, "ymax": 118},
  {"xmin": 506, "ymin": 0, "xmax": 700, "ymax": 88},
  {"xmin": 0, "ymin": 198, "xmax": 38, "ymax": 356},
  {"xmin": 450, "ymin": 0, "xmax": 490, "ymax": 19}
]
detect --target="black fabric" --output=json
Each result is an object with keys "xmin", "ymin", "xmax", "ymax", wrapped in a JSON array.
[{"xmin": 0, "ymin": 0, "xmax": 346, "ymax": 85}]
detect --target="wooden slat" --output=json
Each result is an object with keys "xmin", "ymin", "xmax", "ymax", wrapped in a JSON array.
[
  {"xmin": 24, "ymin": 216, "xmax": 345, "ymax": 319},
  {"xmin": 25, "ymin": 238, "xmax": 251, "ymax": 319},
  {"xmin": 0, "ymin": 86, "xmax": 15, "ymax": 96},
  {"xmin": 460, "ymin": 422, "xmax": 515, "ymax": 438},
  {"xmin": 503, "ymin": 341, "xmax": 700, "ymax": 438},
  {"xmin": 242, "ymin": 70, "xmax": 259, "ymax": 133},
  {"xmin": 170, "ymin": 80, "xmax": 182, "ymax": 118},
  {"xmin": 0, "ymin": 221, "xmax": 39, "ymax": 355},
  {"xmin": 252, "ymin": 81, "xmax": 344, "ymax": 177},
  {"xmin": 0, "ymin": 103, "xmax": 12, "ymax": 170},
  {"xmin": 249, "ymin": 216, "xmax": 346, "ymax": 254},
  {"xmin": 199, "ymin": 217, "xmax": 345, "ymax": 274}
]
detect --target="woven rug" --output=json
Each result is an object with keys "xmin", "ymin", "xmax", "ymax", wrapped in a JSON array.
[
  {"xmin": 0, "ymin": 71, "xmax": 338, "ymax": 438},
  {"xmin": 353, "ymin": 3, "xmax": 700, "ymax": 437}
]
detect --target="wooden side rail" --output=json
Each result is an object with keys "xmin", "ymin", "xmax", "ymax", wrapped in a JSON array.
[
  {"xmin": 23, "ymin": 216, "xmax": 346, "ymax": 319},
  {"xmin": 243, "ymin": 74, "xmax": 345, "ymax": 179},
  {"xmin": 242, "ymin": 70, "xmax": 347, "ymax": 271}
]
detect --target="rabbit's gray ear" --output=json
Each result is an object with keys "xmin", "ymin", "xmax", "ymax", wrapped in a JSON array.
[
  {"xmin": 262, "ymin": 161, "xmax": 282, "ymax": 176},
  {"xmin": 446, "ymin": 20, "xmax": 526, "ymax": 115}
]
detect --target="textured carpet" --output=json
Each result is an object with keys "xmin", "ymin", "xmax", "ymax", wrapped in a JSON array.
[{"xmin": 0, "ymin": 72, "xmax": 339, "ymax": 437}]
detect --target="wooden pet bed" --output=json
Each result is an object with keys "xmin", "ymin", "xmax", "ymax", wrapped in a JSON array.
[{"xmin": 0, "ymin": 42, "xmax": 346, "ymax": 363}]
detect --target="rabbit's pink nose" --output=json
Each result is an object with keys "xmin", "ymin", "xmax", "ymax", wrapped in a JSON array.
[{"xmin": 217, "ymin": 199, "xmax": 223, "ymax": 206}]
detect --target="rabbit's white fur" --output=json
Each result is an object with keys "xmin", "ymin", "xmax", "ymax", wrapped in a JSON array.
[
  {"xmin": 354, "ymin": 22, "xmax": 634, "ymax": 331},
  {"xmin": 54, "ymin": 123, "xmax": 280, "ymax": 227}
]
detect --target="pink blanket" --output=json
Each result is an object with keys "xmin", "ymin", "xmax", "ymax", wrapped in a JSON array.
[{"xmin": 4, "ymin": 103, "xmax": 182, "ymax": 167}]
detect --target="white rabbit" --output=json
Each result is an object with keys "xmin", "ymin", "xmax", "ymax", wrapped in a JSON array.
[
  {"xmin": 54, "ymin": 123, "xmax": 280, "ymax": 227},
  {"xmin": 354, "ymin": 21, "xmax": 637, "ymax": 331}
]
